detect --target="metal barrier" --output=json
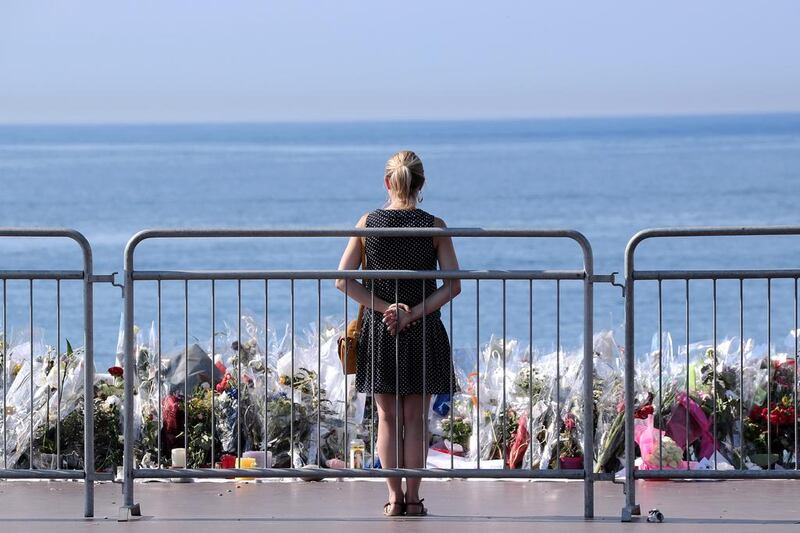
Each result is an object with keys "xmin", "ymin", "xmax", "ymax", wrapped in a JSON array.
[
  {"xmin": 120, "ymin": 228, "xmax": 596, "ymax": 520},
  {"xmin": 0, "ymin": 228, "xmax": 98, "ymax": 517},
  {"xmin": 622, "ymin": 227, "xmax": 800, "ymax": 521}
]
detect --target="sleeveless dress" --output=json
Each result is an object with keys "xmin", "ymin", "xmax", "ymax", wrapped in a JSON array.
[{"xmin": 356, "ymin": 208, "xmax": 459, "ymax": 396}]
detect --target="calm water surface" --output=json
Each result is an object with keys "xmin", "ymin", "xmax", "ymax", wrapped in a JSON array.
[{"xmin": 1, "ymin": 114, "xmax": 799, "ymax": 367}]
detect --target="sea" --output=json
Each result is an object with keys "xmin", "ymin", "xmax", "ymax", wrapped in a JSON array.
[{"xmin": 1, "ymin": 113, "xmax": 799, "ymax": 369}]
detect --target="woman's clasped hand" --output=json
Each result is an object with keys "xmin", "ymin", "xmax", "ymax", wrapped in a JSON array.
[{"xmin": 382, "ymin": 302, "xmax": 413, "ymax": 335}]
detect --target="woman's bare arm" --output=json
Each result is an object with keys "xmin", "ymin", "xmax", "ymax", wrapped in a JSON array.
[{"xmin": 335, "ymin": 214, "xmax": 392, "ymax": 313}]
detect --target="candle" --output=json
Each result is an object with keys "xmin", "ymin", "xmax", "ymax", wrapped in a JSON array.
[
  {"xmin": 236, "ymin": 457, "xmax": 257, "ymax": 469},
  {"xmin": 171, "ymin": 448, "xmax": 186, "ymax": 468},
  {"xmin": 221, "ymin": 454, "xmax": 236, "ymax": 469},
  {"xmin": 235, "ymin": 457, "xmax": 257, "ymax": 480},
  {"xmin": 243, "ymin": 451, "xmax": 266, "ymax": 468},
  {"xmin": 349, "ymin": 439, "xmax": 365, "ymax": 469}
]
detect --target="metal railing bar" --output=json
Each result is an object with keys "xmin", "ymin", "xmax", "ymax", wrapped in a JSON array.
[
  {"xmin": 628, "ymin": 226, "xmax": 800, "ymax": 242},
  {"xmin": 2, "ymin": 279, "xmax": 5, "ymax": 470},
  {"xmin": 316, "ymin": 279, "xmax": 321, "ymax": 467},
  {"xmin": 264, "ymin": 279, "xmax": 272, "ymax": 466},
  {"xmin": 184, "ymin": 281, "xmax": 190, "ymax": 459},
  {"xmin": 0, "ymin": 469, "xmax": 112, "ymax": 481},
  {"xmin": 501, "ymin": 279, "xmax": 507, "ymax": 469},
  {"xmin": 211, "ymin": 280, "xmax": 215, "ymax": 468},
  {"xmin": 132, "ymin": 270, "xmax": 586, "ymax": 281},
  {"xmin": 685, "ymin": 280, "xmax": 690, "ymax": 468},
  {"xmin": 633, "ymin": 269, "xmax": 800, "ymax": 281},
  {"xmin": 29, "ymin": 280, "xmax": 33, "ymax": 469},
  {"xmin": 636, "ymin": 469, "xmax": 800, "ymax": 480},
  {"xmin": 343, "ymin": 280, "xmax": 348, "ymax": 466},
  {"xmin": 133, "ymin": 467, "xmax": 587, "ymax": 480},
  {"xmin": 712, "ymin": 279, "xmax": 718, "ymax": 469},
  {"xmin": 767, "ymin": 279, "xmax": 772, "ymax": 465},
  {"xmin": 394, "ymin": 279, "xmax": 400, "ymax": 470},
  {"xmin": 290, "ymin": 279, "xmax": 295, "ymax": 465},
  {"xmin": 56, "ymin": 279, "xmax": 61, "ymax": 469},
  {"xmin": 739, "ymin": 279, "xmax": 745, "ymax": 471},
  {"xmin": 370, "ymin": 283, "xmax": 375, "ymax": 470},
  {"xmin": 157, "ymin": 280, "xmax": 163, "ymax": 468},
  {"xmin": 528, "ymin": 279, "xmax": 533, "ymax": 470},
  {"xmin": 126, "ymin": 227, "xmax": 591, "ymax": 240},
  {"xmin": 0, "ymin": 271, "xmax": 84, "ymax": 280},
  {"xmin": 0, "ymin": 469, "xmax": 90, "ymax": 480},
  {"xmin": 476, "ymin": 279, "xmax": 481, "ymax": 470},
  {"xmin": 448, "ymin": 283, "xmax": 454, "ymax": 471},
  {"xmin": 422, "ymin": 280, "xmax": 427, "ymax": 465},
  {"xmin": 555, "ymin": 279, "xmax": 561, "ymax": 465},
  {"xmin": 658, "ymin": 280, "xmax": 663, "ymax": 469}
]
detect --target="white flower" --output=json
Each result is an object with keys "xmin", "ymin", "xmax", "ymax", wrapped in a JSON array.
[
  {"xmin": 105, "ymin": 395, "xmax": 121, "ymax": 408},
  {"xmin": 46, "ymin": 366, "xmax": 61, "ymax": 389}
]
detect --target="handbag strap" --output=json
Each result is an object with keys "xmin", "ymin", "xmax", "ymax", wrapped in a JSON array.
[{"xmin": 355, "ymin": 237, "xmax": 366, "ymax": 328}]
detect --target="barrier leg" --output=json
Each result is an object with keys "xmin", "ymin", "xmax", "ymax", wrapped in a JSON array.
[{"xmin": 119, "ymin": 262, "xmax": 141, "ymax": 521}]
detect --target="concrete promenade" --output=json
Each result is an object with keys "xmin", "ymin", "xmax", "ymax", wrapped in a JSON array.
[{"xmin": 0, "ymin": 478, "xmax": 798, "ymax": 532}]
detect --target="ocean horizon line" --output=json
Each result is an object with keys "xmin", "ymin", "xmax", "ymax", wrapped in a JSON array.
[{"xmin": 1, "ymin": 109, "xmax": 799, "ymax": 129}]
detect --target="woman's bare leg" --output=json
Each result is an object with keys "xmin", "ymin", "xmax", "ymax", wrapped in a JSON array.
[
  {"xmin": 374, "ymin": 393, "xmax": 404, "ymax": 507},
  {"xmin": 401, "ymin": 393, "xmax": 432, "ymax": 503}
]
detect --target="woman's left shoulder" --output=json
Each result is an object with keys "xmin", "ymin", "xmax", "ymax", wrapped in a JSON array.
[
  {"xmin": 430, "ymin": 214, "xmax": 447, "ymax": 228},
  {"xmin": 428, "ymin": 213, "xmax": 448, "ymax": 250},
  {"xmin": 415, "ymin": 208, "xmax": 444, "ymax": 228}
]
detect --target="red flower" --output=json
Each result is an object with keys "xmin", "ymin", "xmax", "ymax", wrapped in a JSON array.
[
  {"xmin": 108, "ymin": 366, "xmax": 124, "ymax": 378},
  {"xmin": 215, "ymin": 372, "xmax": 232, "ymax": 393},
  {"xmin": 750, "ymin": 403, "xmax": 798, "ymax": 427},
  {"xmin": 161, "ymin": 395, "xmax": 184, "ymax": 449},
  {"xmin": 563, "ymin": 415, "xmax": 576, "ymax": 431},
  {"xmin": 634, "ymin": 404, "xmax": 654, "ymax": 419},
  {"xmin": 507, "ymin": 414, "xmax": 529, "ymax": 469},
  {"xmin": 768, "ymin": 404, "xmax": 795, "ymax": 426}
]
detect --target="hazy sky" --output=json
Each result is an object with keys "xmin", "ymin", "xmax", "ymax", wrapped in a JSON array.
[{"xmin": 2, "ymin": 1, "xmax": 799, "ymax": 123}]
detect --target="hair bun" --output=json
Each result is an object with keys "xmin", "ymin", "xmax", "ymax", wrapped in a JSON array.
[{"xmin": 385, "ymin": 151, "xmax": 425, "ymax": 206}]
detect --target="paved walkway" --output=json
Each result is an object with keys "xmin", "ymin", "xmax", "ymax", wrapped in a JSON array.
[{"xmin": 0, "ymin": 478, "xmax": 798, "ymax": 532}]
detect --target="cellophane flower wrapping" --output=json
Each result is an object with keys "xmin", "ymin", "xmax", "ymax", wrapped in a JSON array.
[{"xmin": 4, "ymin": 309, "xmax": 799, "ymax": 475}]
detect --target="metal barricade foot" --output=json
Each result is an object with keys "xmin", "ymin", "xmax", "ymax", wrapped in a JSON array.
[
  {"xmin": 118, "ymin": 503, "xmax": 141, "ymax": 522},
  {"xmin": 620, "ymin": 504, "xmax": 641, "ymax": 522}
]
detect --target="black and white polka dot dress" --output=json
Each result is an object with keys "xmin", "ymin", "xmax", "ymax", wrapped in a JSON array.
[{"xmin": 356, "ymin": 208, "xmax": 459, "ymax": 396}]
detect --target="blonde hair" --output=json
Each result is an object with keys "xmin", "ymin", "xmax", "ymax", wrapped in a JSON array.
[{"xmin": 385, "ymin": 150, "xmax": 425, "ymax": 207}]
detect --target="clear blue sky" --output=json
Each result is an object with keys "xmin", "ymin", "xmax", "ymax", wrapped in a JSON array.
[{"xmin": 2, "ymin": 1, "xmax": 799, "ymax": 123}]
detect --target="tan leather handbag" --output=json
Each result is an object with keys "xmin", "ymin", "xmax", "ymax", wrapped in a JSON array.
[{"xmin": 337, "ymin": 238, "xmax": 365, "ymax": 375}]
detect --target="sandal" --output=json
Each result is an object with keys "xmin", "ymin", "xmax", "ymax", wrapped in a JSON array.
[
  {"xmin": 383, "ymin": 501, "xmax": 405, "ymax": 517},
  {"xmin": 405, "ymin": 498, "xmax": 427, "ymax": 516}
]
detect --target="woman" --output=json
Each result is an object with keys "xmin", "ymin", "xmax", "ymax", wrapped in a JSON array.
[{"xmin": 336, "ymin": 150, "xmax": 461, "ymax": 517}]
